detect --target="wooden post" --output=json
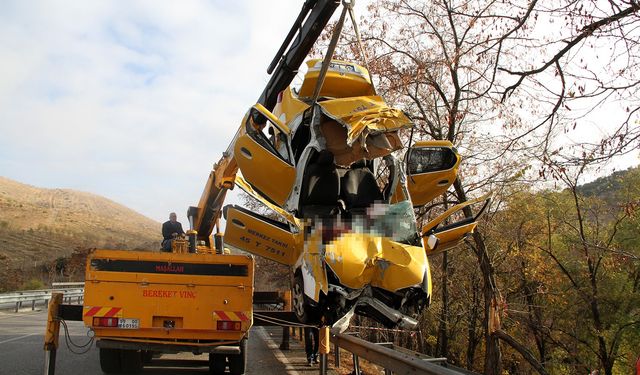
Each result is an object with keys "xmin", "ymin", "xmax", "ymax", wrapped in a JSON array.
[{"xmin": 43, "ymin": 293, "xmax": 63, "ymax": 375}]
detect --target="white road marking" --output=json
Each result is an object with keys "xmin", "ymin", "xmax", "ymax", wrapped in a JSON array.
[
  {"xmin": 256, "ymin": 326, "xmax": 301, "ymax": 375},
  {"xmin": 0, "ymin": 332, "xmax": 38, "ymax": 345},
  {"xmin": 0, "ymin": 310, "xmax": 43, "ymax": 321}
]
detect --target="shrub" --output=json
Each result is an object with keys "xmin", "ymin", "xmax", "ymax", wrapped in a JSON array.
[{"xmin": 21, "ymin": 278, "xmax": 45, "ymax": 290}]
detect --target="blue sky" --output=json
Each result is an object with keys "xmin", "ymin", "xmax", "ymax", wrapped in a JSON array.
[
  {"xmin": 0, "ymin": 1, "xmax": 637, "ymax": 225},
  {"xmin": 0, "ymin": 0, "xmax": 313, "ymax": 223}
]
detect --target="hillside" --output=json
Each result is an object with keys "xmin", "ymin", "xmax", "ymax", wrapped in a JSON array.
[
  {"xmin": 578, "ymin": 166, "xmax": 638, "ymax": 201},
  {"xmin": 0, "ymin": 177, "xmax": 161, "ymax": 289}
]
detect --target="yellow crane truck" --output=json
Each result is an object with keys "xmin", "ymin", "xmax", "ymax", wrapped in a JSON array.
[
  {"xmin": 79, "ymin": 1, "xmax": 341, "ymax": 374},
  {"xmin": 84, "ymin": 248, "xmax": 253, "ymax": 374},
  {"xmin": 78, "ymin": 0, "xmax": 489, "ymax": 373}
]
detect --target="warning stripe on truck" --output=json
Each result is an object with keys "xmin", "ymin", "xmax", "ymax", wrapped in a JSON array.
[
  {"xmin": 213, "ymin": 311, "xmax": 251, "ymax": 322},
  {"xmin": 84, "ymin": 306, "xmax": 123, "ymax": 318}
]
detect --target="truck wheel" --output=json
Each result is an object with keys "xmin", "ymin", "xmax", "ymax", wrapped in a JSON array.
[
  {"xmin": 120, "ymin": 349, "xmax": 143, "ymax": 373},
  {"xmin": 209, "ymin": 353, "xmax": 226, "ymax": 374},
  {"xmin": 292, "ymin": 273, "xmax": 318, "ymax": 324},
  {"xmin": 228, "ymin": 338, "xmax": 247, "ymax": 375},
  {"xmin": 99, "ymin": 348, "xmax": 122, "ymax": 374},
  {"xmin": 142, "ymin": 350, "xmax": 154, "ymax": 364}
]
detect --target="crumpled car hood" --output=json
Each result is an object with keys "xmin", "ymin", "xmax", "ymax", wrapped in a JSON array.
[
  {"xmin": 318, "ymin": 95, "xmax": 412, "ymax": 146},
  {"xmin": 323, "ymin": 232, "xmax": 428, "ymax": 293}
]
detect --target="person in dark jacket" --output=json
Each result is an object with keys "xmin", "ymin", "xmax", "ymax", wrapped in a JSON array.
[{"xmin": 161, "ymin": 212, "xmax": 184, "ymax": 252}]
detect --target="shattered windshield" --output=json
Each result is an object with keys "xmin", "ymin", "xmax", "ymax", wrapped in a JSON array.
[{"xmin": 356, "ymin": 200, "xmax": 418, "ymax": 244}]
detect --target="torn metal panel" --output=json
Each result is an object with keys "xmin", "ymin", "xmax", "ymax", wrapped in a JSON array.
[{"xmin": 318, "ymin": 96, "xmax": 412, "ymax": 145}]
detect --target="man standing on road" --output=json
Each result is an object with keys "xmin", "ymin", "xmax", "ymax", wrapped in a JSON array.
[
  {"xmin": 161, "ymin": 212, "xmax": 184, "ymax": 252},
  {"xmin": 304, "ymin": 327, "xmax": 319, "ymax": 366}
]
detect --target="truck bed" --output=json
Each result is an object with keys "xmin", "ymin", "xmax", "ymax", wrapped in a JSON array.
[{"xmin": 83, "ymin": 249, "xmax": 254, "ymax": 344}]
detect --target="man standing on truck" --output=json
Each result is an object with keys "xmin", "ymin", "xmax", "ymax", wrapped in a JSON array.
[{"xmin": 161, "ymin": 212, "xmax": 184, "ymax": 251}]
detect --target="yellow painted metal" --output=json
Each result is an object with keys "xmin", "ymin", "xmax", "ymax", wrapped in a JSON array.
[
  {"xmin": 235, "ymin": 176, "xmax": 299, "ymax": 227},
  {"xmin": 421, "ymin": 193, "xmax": 491, "ymax": 234},
  {"xmin": 302, "ymin": 228, "xmax": 328, "ymax": 302},
  {"xmin": 253, "ymin": 103, "xmax": 291, "ymax": 135},
  {"xmin": 223, "ymin": 206, "xmax": 301, "ymax": 266},
  {"xmin": 324, "ymin": 233, "xmax": 428, "ymax": 292},
  {"xmin": 407, "ymin": 169, "xmax": 459, "ymax": 207},
  {"xmin": 234, "ymin": 135, "xmax": 296, "ymax": 206},
  {"xmin": 298, "ymin": 59, "xmax": 375, "ymax": 99},
  {"xmin": 83, "ymin": 250, "xmax": 253, "ymax": 342},
  {"xmin": 319, "ymin": 326, "xmax": 330, "ymax": 354},
  {"xmin": 406, "ymin": 140, "xmax": 461, "ymax": 207},
  {"xmin": 234, "ymin": 106, "xmax": 297, "ymax": 207},
  {"xmin": 318, "ymin": 95, "xmax": 412, "ymax": 146},
  {"xmin": 44, "ymin": 292, "xmax": 62, "ymax": 350},
  {"xmin": 272, "ymin": 87, "xmax": 309, "ymax": 124},
  {"xmin": 83, "ymin": 306, "xmax": 124, "ymax": 318},
  {"xmin": 421, "ymin": 193, "xmax": 492, "ymax": 255},
  {"xmin": 412, "ymin": 140, "xmax": 454, "ymax": 148},
  {"xmin": 423, "ymin": 222, "xmax": 478, "ymax": 255},
  {"xmin": 171, "ymin": 237, "xmax": 189, "ymax": 253}
]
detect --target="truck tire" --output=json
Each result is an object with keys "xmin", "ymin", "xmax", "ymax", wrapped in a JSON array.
[
  {"xmin": 142, "ymin": 350, "xmax": 154, "ymax": 364},
  {"xmin": 209, "ymin": 353, "xmax": 226, "ymax": 375},
  {"xmin": 99, "ymin": 348, "xmax": 122, "ymax": 374},
  {"xmin": 120, "ymin": 349, "xmax": 143, "ymax": 373},
  {"xmin": 292, "ymin": 272, "xmax": 318, "ymax": 324},
  {"xmin": 228, "ymin": 338, "xmax": 248, "ymax": 375}
]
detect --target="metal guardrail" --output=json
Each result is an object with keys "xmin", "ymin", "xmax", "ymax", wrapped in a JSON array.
[
  {"xmin": 0, "ymin": 283, "xmax": 84, "ymax": 312},
  {"xmin": 330, "ymin": 332, "xmax": 480, "ymax": 375}
]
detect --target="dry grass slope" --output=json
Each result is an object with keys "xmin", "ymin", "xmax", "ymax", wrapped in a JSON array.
[{"xmin": 0, "ymin": 176, "xmax": 161, "ymax": 289}]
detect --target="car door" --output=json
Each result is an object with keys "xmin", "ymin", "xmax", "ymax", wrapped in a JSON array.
[
  {"xmin": 405, "ymin": 140, "xmax": 460, "ymax": 207},
  {"xmin": 234, "ymin": 104, "xmax": 296, "ymax": 207},
  {"xmin": 421, "ymin": 194, "xmax": 491, "ymax": 255},
  {"xmin": 223, "ymin": 205, "xmax": 300, "ymax": 266}
]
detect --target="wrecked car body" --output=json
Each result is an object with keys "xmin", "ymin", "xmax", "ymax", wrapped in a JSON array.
[{"xmin": 222, "ymin": 59, "xmax": 489, "ymax": 329}]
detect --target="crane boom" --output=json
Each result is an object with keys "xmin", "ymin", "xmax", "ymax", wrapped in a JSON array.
[
  {"xmin": 258, "ymin": 0, "xmax": 340, "ymax": 112},
  {"xmin": 188, "ymin": 0, "xmax": 340, "ymax": 248}
]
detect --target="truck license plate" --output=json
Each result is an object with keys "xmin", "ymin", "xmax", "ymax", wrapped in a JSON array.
[{"xmin": 118, "ymin": 319, "xmax": 139, "ymax": 329}]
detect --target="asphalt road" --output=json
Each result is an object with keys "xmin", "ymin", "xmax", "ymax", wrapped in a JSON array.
[{"xmin": 0, "ymin": 309, "xmax": 304, "ymax": 375}]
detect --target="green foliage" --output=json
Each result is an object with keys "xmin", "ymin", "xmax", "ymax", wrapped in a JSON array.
[
  {"xmin": 483, "ymin": 168, "xmax": 640, "ymax": 374},
  {"xmin": 21, "ymin": 278, "xmax": 45, "ymax": 290}
]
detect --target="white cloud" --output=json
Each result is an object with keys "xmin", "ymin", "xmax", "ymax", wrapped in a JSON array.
[{"xmin": 0, "ymin": 0, "xmax": 326, "ymax": 223}]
